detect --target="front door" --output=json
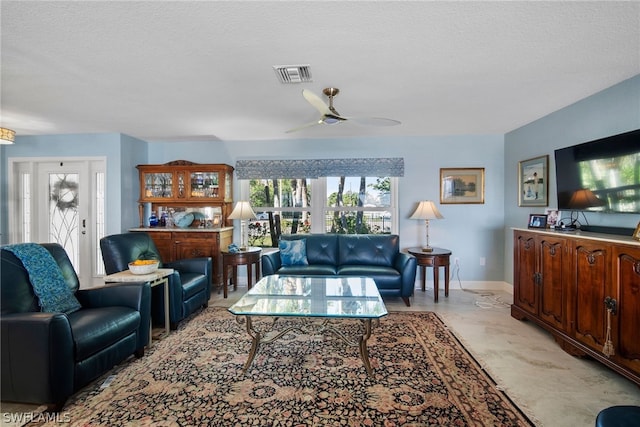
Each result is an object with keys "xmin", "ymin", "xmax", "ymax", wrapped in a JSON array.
[{"xmin": 9, "ymin": 158, "xmax": 106, "ymax": 287}]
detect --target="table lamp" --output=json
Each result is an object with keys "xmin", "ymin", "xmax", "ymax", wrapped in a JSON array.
[
  {"xmin": 228, "ymin": 201, "xmax": 256, "ymax": 250},
  {"xmin": 410, "ymin": 200, "xmax": 443, "ymax": 252}
]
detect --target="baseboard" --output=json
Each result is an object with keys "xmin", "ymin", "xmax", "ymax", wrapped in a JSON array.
[{"xmin": 416, "ymin": 280, "xmax": 513, "ymax": 294}]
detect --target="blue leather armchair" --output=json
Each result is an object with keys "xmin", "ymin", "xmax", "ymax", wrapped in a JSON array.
[
  {"xmin": 100, "ymin": 232, "xmax": 211, "ymax": 329},
  {"xmin": 1, "ymin": 243, "xmax": 150, "ymax": 410},
  {"xmin": 262, "ymin": 234, "xmax": 417, "ymax": 306}
]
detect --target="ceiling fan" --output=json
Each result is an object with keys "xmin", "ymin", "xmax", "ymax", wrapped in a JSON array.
[{"xmin": 286, "ymin": 87, "xmax": 401, "ymax": 133}]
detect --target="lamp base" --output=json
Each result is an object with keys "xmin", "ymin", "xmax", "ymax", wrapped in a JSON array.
[{"xmin": 422, "ymin": 246, "xmax": 434, "ymax": 252}]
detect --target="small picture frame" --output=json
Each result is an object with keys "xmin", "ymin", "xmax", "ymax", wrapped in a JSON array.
[
  {"xmin": 528, "ymin": 214, "xmax": 548, "ymax": 229},
  {"xmin": 545, "ymin": 208, "xmax": 560, "ymax": 228},
  {"xmin": 519, "ymin": 155, "xmax": 549, "ymax": 207},
  {"xmin": 440, "ymin": 168, "xmax": 485, "ymax": 204},
  {"xmin": 633, "ymin": 221, "xmax": 640, "ymax": 241}
]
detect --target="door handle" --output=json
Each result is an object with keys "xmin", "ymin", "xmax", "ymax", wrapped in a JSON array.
[{"xmin": 82, "ymin": 219, "xmax": 86, "ymax": 234}]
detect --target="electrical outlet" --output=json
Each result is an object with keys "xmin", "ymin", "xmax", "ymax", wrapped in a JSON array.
[{"xmin": 479, "ymin": 257, "xmax": 486, "ymax": 266}]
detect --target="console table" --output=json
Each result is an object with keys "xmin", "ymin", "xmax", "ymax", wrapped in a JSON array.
[{"xmin": 407, "ymin": 247, "xmax": 451, "ymax": 303}]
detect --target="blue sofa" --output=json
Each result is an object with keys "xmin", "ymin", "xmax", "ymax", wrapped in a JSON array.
[{"xmin": 261, "ymin": 234, "xmax": 416, "ymax": 306}]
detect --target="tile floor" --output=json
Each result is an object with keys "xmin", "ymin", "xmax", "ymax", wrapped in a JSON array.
[{"xmin": 2, "ymin": 280, "xmax": 639, "ymax": 427}]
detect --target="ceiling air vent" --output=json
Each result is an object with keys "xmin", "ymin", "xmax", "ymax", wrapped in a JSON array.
[{"xmin": 273, "ymin": 65, "xmax": 312, "ymax": 84}]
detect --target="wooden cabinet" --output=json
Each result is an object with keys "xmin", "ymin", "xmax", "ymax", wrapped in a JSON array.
[
  {"xmin": 513, "ymin": 232, "xmax": 567, "ymax": 331},
  {"xmin": 569, "ymin": 239, "xmax": 611, "ymax": 353},
  {"xmin": 130, "ymin": 228, "xmax": 233, "ymax": 287},
  {"xmin": 512, "ymin": 229, "xmax": 640, "ymax": 386},
  {"xmin": 136, "ymin": 161, "xmax": 234, "ymax": 226},
  {"xmin": 611, "ymin": 244, "xmax": 640, "ymax": 376}
]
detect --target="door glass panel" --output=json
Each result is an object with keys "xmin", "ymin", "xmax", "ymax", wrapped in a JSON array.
[
  {"xmin": 49, "ymin": 173, "xmax": 80, "ymax": 271},
  {"xmin": 95, "ymin": 172, "xmax": 106, "ymax": 276},
  {"xmin": 21, "ymin": 172, "xmax": 32, "ymax": 242}
]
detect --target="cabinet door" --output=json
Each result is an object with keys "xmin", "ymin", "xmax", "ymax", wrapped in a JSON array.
[
  {"xmin": 612, "ymin": 245, "xmax": 640, "ymax": 373},
  {"xmin": 141, "ymin": 171, "xmax": 175, "ymax": 200},
  {"xmin": 188, "ymin": 171, "xmax": 220, "ymax": 200},
  {"xmin": 572, "ymin": 240, "xmax": 610, "ymax": 352},
  {"xmin": 538, "ymin": 236, "xmax": 566, "ymax": 330},
  {"xmin": 174, "ymin": 233, "xmax": 214, "ymax": 259},
  {"xmin": 514, "ymin": 232, "xmax": 537, "ymax": 316}
]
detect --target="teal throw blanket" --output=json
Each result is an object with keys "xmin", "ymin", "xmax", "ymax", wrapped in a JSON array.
[{"xmin": 4, "ymin": 243, "xmax": 81, "ymax": 314}]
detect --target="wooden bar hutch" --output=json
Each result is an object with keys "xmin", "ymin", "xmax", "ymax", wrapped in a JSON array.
[{"xmin": 130, "ymin": 160, "xmax": 235, "ymax": 287}]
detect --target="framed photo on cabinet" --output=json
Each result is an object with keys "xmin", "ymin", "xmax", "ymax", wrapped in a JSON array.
[
  {"xmin": 440, "ymin": 168, "xmax": 485, "ymax": 204},
  {"xmin": 518, "ymin": 155, "xmax": 549, "ymax": 207},
  {"xmin": 633, "ymin": 221, "xmax": 640, "ymax": 241}
]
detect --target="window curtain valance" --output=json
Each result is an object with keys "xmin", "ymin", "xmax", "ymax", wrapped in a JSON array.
[{"xmin": 236, "ymin": 158, "xmax": 404, "ymax": 179}]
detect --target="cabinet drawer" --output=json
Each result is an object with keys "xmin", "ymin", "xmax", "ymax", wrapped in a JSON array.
[{"xmin": 174, "ymin": 232, "xmax": 211, "ymax": 240}]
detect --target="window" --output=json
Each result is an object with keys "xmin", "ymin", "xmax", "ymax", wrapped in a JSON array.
[{"xmin": 244, "ymin": 176, "xmax": 398, "ymax": 247}]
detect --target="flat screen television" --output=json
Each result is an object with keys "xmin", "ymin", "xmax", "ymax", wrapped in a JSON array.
[{"xmin": 554, "ymin": 129, "xmax": 640, "ymax": 214}]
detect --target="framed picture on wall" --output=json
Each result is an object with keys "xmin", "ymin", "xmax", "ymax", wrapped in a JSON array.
[
  {"xmin": 440, "ymin": 168, "xmax": 485, "ymax": 204},
  {"xmin": 518, "ymin": 155, "xmax": 549, "ymax": 207}
]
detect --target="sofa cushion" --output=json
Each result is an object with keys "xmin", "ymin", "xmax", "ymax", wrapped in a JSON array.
[
  {"xmin": 278, "ymin": 265, "xmax": 338, "ymax": 276},
  {"xmin": 337, "ymin": 265, "xmax": 401, "ymax": 289},
  {"xmin": 279, "ymin": 239, "xmax": 309, "ymax": 266},
  {"xmin": 338, "ymin": 235, "xmax": 398, "ymax": 267},
  {"xmin": 180, "ymin": 272, "xmax": 209, "ymax": 300},
  {"xmin": 281, "ymin": 234, "xmax": 338, "ymax": 265}
]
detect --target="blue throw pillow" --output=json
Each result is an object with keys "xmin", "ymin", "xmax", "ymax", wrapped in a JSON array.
[{"xmin": 279, "ymin": 239, "xmax": 309, "ymax": 266}]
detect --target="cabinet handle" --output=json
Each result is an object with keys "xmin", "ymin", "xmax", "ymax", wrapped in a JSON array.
[
  {"xmin": 604, "ymin": 296, "xmax": 617, "ymax": 315},
  {"xmin": 603, "ymin": 296, "xmax": 616, "ymax": 357}
]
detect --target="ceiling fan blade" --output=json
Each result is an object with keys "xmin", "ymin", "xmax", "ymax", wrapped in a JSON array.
[
  {"xmin": 348, "ymin": 117, "xmax": 401, "ymax": 127},
  {"xmin": 285, "ymin": 119, "xmax": 323, "ymax": 133},
  {"xmin": 302, "ymin": 89, "xmax": 332, "ymax": 116}
]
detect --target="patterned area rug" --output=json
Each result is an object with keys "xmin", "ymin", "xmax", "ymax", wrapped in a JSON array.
[{"xmin": 28, "ymin": 307, "xmax": 533, "ymax": 426}]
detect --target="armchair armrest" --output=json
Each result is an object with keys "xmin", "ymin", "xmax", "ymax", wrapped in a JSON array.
[
  {"xmin": 165, "ymin": 257, "xmax": 212, "ymax": 276},
  {"xmin": 261, "ymin": 251, "xmax": 282, "ymax": 276},
  {"xmin": 77, "ymin": 282, "xmax": 150, "ymax": 312},
  {"xmin": 77, "ymin": 283, "xmax": 151, "ymax": 351},
  {"xmin": 1, "ymin": 313, "xmax": 74, "ymax": 405},
  {"xmin": 394, "ymin": 252, "xmax": 417, "ymax": 297}
]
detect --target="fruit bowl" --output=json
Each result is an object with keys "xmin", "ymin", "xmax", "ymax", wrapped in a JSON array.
[{"xmin": 128, "ymin": 260, "xmax": 159, "ymax": 275}]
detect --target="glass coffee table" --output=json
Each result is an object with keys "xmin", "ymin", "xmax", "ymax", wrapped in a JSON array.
[{"xmin": 228, "ymin": 275, "xmax": 388, "ymax": 376}]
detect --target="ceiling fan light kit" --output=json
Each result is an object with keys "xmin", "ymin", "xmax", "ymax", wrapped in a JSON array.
[{"xmin": 286, "ymin": 87, "xmax": 401, "ymax": 133}]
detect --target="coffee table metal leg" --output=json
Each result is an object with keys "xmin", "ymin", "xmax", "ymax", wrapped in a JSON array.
[
  {"xmin": 241, "ymin": 316, "xmax": 261, "ymax": 373},
  {"xmin": 359, "ymin": 319, "xmax": 374, "ymax": 376}
]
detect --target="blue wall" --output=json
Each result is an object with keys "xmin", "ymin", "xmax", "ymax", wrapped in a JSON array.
[
  {"xmin": 3, "ymin": 74, "xmax": 637, "ymax": 285},
  {"xmin": 503, "ymin": 74, "xmax": 640, "ymax": 283},
  {"xmin": 2, "ymin": 133, "xmax": 505, "ymax": 283}
]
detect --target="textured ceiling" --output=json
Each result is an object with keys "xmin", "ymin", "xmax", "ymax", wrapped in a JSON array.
[{"xmin": 1, "ymin": 1, "xmax": 639, "ymax": 142}]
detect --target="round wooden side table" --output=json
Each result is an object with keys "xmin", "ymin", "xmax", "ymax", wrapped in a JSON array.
[
  {"xmin": 221, "ymin": 247, "xmax": 262, "ymax": 298},
  {"xmin": 407, "ymin": 247, "xmax": 452, "ymax": 303}
]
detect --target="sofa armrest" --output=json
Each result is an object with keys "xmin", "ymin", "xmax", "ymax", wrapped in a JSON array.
[
  {"xmin": 261, "ymin": 251, "xmax": 281, "ymax": 276},
  {"xmin": 1, "ymin": 313, "xmax": 74, "ymax": 405},
  {"xmin": 395, "ymin": 252, "xmax": 417, "ymax": 297}
]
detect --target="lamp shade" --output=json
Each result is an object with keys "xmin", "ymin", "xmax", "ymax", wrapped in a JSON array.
[
  {"xmin": 228, "ymin": 201, "xmax": 256, "ymax": 220},
  {"xmin": 409, "ymin": 200, "xmax": 444, "ymax": 220},
  {"xmin": 568, "ymin": 189, "xmax": 606, "ymax": 210},
  {"xmin": 0, "ymin": 128, "xmax": 15, "ymax": 145}
]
